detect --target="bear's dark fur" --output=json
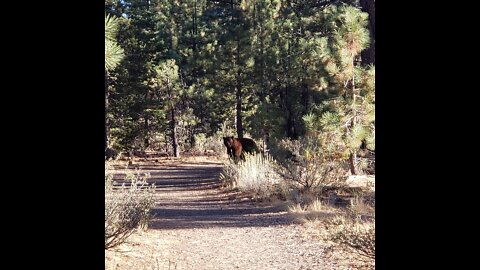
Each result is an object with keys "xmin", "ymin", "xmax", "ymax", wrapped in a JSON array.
[
  {"xmin": 105, "ymin": 147, "xmax": 118, "ymax": 160},
  {"xmin": 223, "ymin": 136, "xmax": 259, "ymax": 161}
]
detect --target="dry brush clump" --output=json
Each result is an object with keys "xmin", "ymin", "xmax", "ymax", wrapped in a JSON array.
[
  {"xmin": 287, "ymin": 198, "xmax": 333, "ymax": 221},
  {"xmin": 220, "ymin": 153, "xmax": 281, "ymax": 200},
  {"xmin": 287, "ymin": 190, "xmax": 375, "ymax": 266},
  {"xmin": 270, "ymin": 137, "xmax": 349, "ymax": 194},
  {"xmin": 105, "ymin": 171, "xmax": 156, "ymax": 250},
  {"xmin": 326, "ymin": 215, "xmax": 375, "ymax": 261}
]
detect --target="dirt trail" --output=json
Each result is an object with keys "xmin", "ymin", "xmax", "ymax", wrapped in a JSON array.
[{"xmin": 105, "ymin": 158, "xmax": 364, "ymax": 270}]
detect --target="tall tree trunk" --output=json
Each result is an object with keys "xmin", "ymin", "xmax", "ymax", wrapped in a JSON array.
[
  {"xmin": 301, "ymin": 75, "xmax": 309, "ymax": 115},
  {"xmin": 286, "ymin": 112, "xmax": 296, "ymax": 139},
  {"xmin": 144, "ymin": 117, "xmax": 149, "ymax": 148},
  {"xmin": 302, "ymin": 85, "xmax": 308, "ymax": 114},
  {"xmin": 170, "ymin": 103, "xmax": 179, "ymax": 157},
  {"xmin": 349, "ymin": 154, "xmax": 357, "ymax": 175},
  {"xmin": 349, "ymin": 53, "xmax": 357, "ymax": 175},
  {"xmin": 193, "ymin": 0, "xmax": 197, "ymax": 52},
  {"xmin": 167, "ymin": 76, "xmax": 180, "ymax": 157},
  {"xmin": 360, "ymin": 0, "xmax": 375, "ymax": 65},
  {"xmin": 144, "ymin": 90, "xmax": 150, "ymax": 149},
  {"xmin": 165, "ymin": 132, "xmax": 168, "ymax": 153},
  {"xmin": 236, "ymin": 42, "xmax": 243, "ymax": 138},
  {"xmin": 234, "ymin": 2, "xmax": 243, "ymax": 139},
  {"xmin": 191, "ymin": 0, "xmax": 198, "ymax": 80},
  {"xmin": 259, "ymin": 17, "xmax": 269, "ymax": 142},
  {"xmin": 236, "ymin": 88, "xmax": 243, "ymax": 138},
  {"xmin": 285, "ymin": 82, "xmax": 297, "ymax": 139},
  {"xmin": 105, "ymin": 71, "xmax": 109, "ymax": 150},
  {"xmin": 285, "ymin": 39, "xmax": 297, "ymax": 139},
  {"xmin": 259, "ymin": 24, "xmax": 266, "ymax": 103}
]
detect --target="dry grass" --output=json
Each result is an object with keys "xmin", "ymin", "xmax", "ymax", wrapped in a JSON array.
[
  {"xmin": 105, "ymin": 170, "xmax": 156, "ymax": 249},
  {"xmin": 347, "ymin": 194, "xmax": 375, "ymax": 219},
  {"xmin": 301, "ymin": 213, "xmax": 375, "ymax": 269},
  {"xmin": 105, "ymin": 231, "xmax": 178, "ymax": 270},
  {"xmin": 288, "ymin": 198, "xmax": 339, "ymax": 222},
  {"xmin": 287, "ymin": 192, "xmax": 375, "ymax": 269},
  {"xmin": 326, "ymin": 215, "xmax": 375, "ymax": 258},
  {"xmin": 105, "ymin": 155, "xmax": 374, "ymax": 269},
  {"xmin": 219, "ymin": 153, "xmax": 281, "ymax": 200}
]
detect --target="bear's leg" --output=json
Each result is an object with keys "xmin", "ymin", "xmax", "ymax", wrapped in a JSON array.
[{"xmin": 234, "ymin": 146, "xmax": 242, "ymax": 163}]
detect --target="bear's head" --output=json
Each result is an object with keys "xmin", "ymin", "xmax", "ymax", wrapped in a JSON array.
[{"xmin": 223, "ymin": 136, "xmax": 235, "ymax": 148}]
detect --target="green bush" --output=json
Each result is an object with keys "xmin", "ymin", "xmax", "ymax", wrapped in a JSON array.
[{"xmin": 192, "ymin": 132, "xmax": 225, "ymax": 155}]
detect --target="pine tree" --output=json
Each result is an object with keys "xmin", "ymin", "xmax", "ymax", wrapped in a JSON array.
[
  {"xmin": 152, "ymin": 59, "xmax": 184, "ymax": 157},
  {"xmin": 105, "ymin": 13, "xmax": 125, "ymax": 150},
  {"xmin": 107, "ymin": 0, "xmax": 161, "ymax": 151},
  {"xmin": 104, "ymin": 0, "xmax": 374, "ymax": 168},
  {"xmin": 302, "ymin": 4, "xmax": 373, "ymax": 175}
]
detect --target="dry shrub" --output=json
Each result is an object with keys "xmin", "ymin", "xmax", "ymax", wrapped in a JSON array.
[
  {"xmin": 270, "ymin": 137, "xmax": 349, "ymax": 193},
  {"xmin": 105, "ymin": 171, "xmax": 156, "ymax": 249},
  {"xmin": 326, "ymin": 215, "xmax": 375, "ymax": 260},
  {"xmin": 219, "ymin": 153, "xmax": 281, "ymax": 200},
  {"xmin": 289, "ymin": 191, "xmax": 375, "ymax": 266}
]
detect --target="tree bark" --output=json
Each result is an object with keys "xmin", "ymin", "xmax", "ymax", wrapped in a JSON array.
[
  {"xmin": 144, "ymin": 90, "xmax": 150, "ymax": 149},
  {"xmin": 285, "ymin": 39, "xmax": 297, "ymax": 139},
  {"xmin": 144, "ymin": 117, "xmax": 149, "ymax": 148},
  {"xmin": 350, "ymin": 53, "xmax": 358, "ymax": 175},
  {"xmin": 105, "ymin": 71, "xmax": 109, "ymax": 150},
  {"xmin": 236, "ymin": 69, "xmax": 243, "ymax": 138},
  {"xmin": 193, "ymin": 0, "xmax": 197, "ymax": 52},
  {"xmin": 235, "ymin": 3, "xmax": 244, "ymax": 139},
  {"xmin": 166, "ymin": 76, "xmax": 180, "ymax": 157},
  {"xmin": 349, "ymin": 153, "xmax": 357, "ymax": 175},
  {"xmin": 170, "ymin": 103, "xmax": 179, "ymax": 157},
  {"xmin": 235, "ymin": 93, "xmax": 243, "ymax": 138}
]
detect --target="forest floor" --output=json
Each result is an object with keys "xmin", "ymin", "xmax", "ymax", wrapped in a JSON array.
[{"xmin": 105, "ymin": 155, "xmax": 373, "ymax": 270}]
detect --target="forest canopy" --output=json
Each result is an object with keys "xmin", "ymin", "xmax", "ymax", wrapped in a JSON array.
[{"xmin": 104, "ymin": 0, "xmax": 375, "ymax": 174}]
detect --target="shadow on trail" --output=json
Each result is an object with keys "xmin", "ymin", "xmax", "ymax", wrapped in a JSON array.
[
  {"xmin": 129, "ymin": 163, "xmax": 299, "ymax": 230},
  {"xmin": 112, "ymin": 166, "xmax": 222, "ymax": 190},
  {"xmin": 149, "ymin": 206, "xmax": 294, "ymax": 230}
]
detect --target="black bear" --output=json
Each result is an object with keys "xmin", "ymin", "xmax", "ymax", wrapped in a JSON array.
[
  {"xmin": 223, "ymin": 136, "xmax": 259, "ymax": 162},
  {"xmin": 105, "ymin": 147, "xmax": 118, "ymax": 160}
]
